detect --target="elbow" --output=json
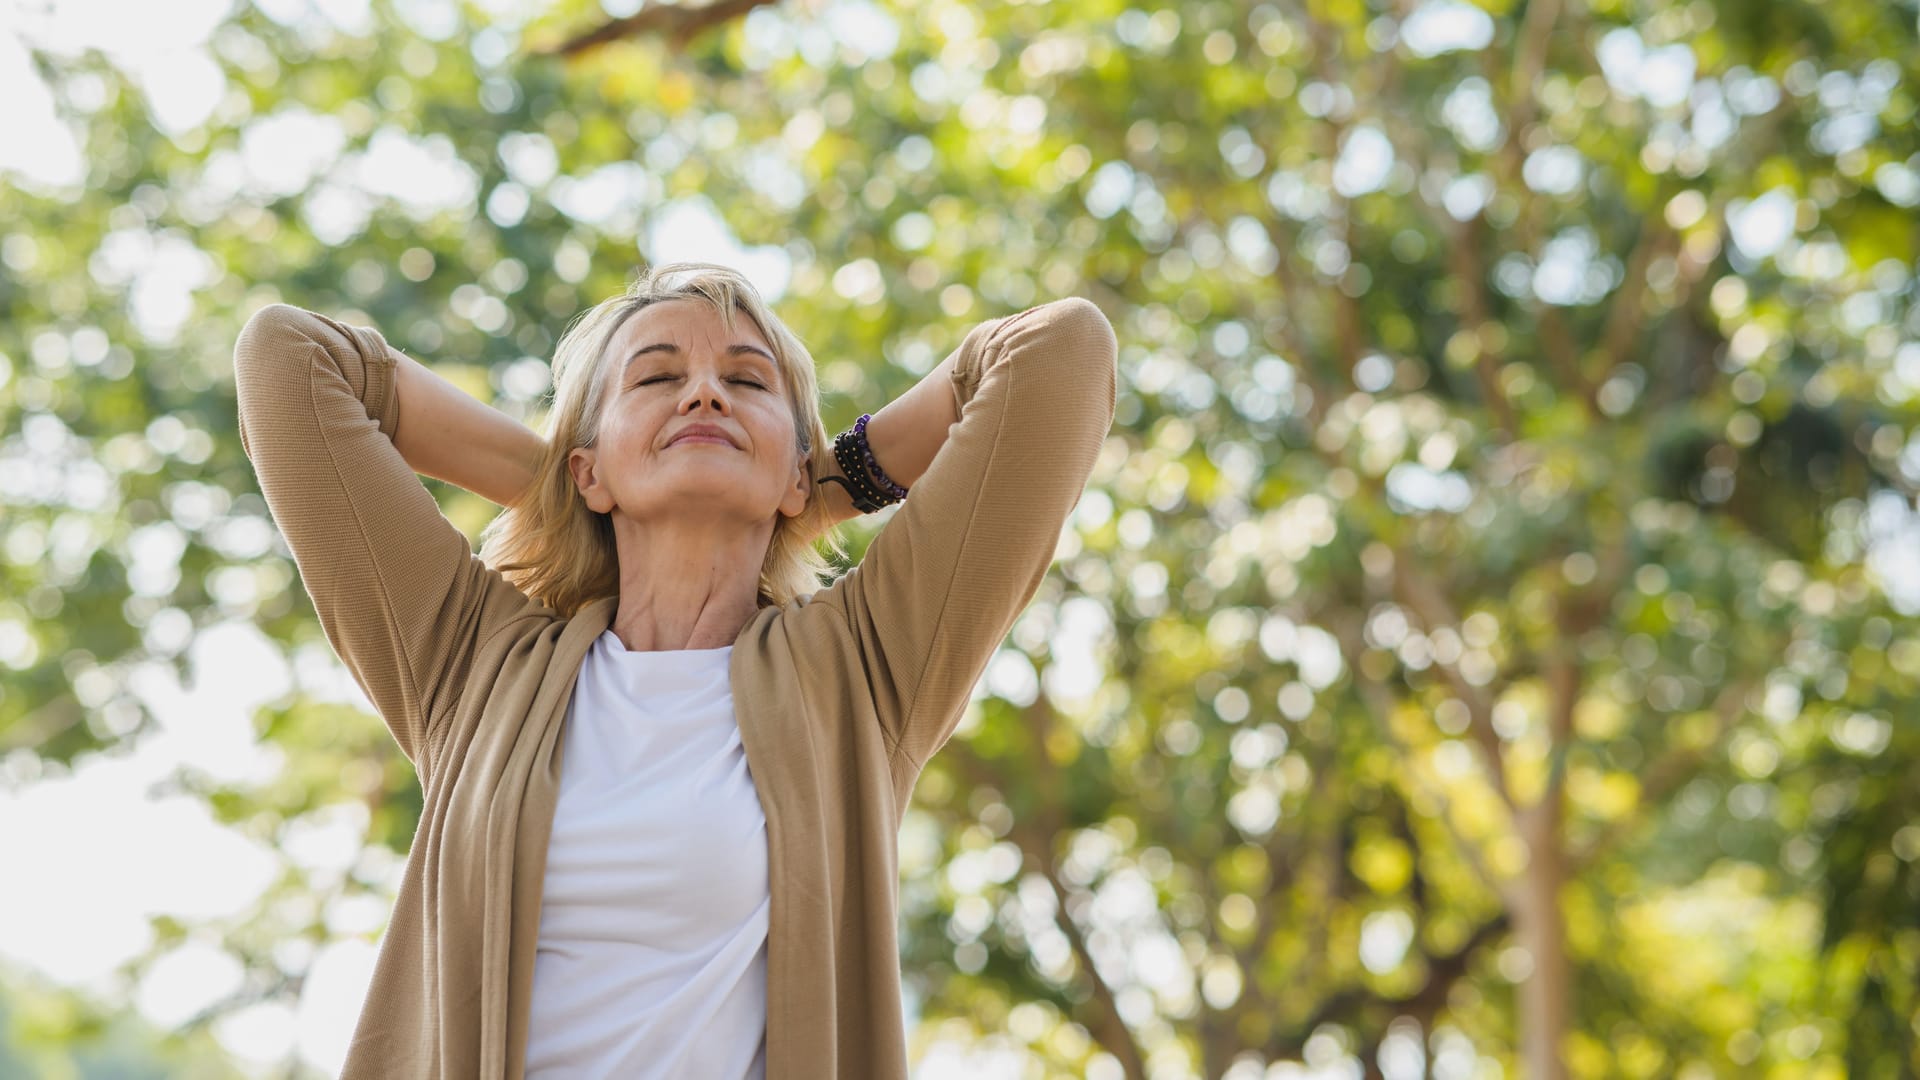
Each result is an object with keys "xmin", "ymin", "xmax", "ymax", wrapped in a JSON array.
[
  {"xmin": 233, "ymin": 303, "xmax": 314, "ymax": 383},
  {"xmin": 233, "ymin": 302, "xmax": 366, "ymax": 390},
  {"xmin": 233, "ymin": 303, "xmax": 336, "ymax": 460},
  {"xmin": 236, "ymin": 301, "xmax": 308, "ymax": 345},
  {"xmin": 1042, "ymin": 295, "xmax": 1111, "ymax": 338},
  {"xmin": 1037, "ymin": 296, "xmax": 1115, "ymax": 355},
  {"xmin": 1036, "ymin": 296, "xmax": 1119, "ymax": 425}
]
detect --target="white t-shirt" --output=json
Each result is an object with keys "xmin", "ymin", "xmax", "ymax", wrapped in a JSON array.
[{"xmin": 523, "ymin": 630, "xmax": 769, "ymax": 1079}]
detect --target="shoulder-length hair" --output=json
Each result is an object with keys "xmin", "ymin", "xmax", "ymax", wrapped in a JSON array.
[{"xmin": 478, "ymin": 262, "xmax": 845, "ymax": 617}]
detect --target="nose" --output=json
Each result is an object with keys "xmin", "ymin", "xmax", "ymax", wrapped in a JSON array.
[{"xmin": 676, "ymin": 368, "xmax": 732, "ymax": 415}]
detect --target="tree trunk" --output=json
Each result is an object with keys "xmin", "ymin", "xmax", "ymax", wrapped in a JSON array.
[{"xmin": 1514, "ymin": 794, "xmax": 1571, "ymax": 1080}]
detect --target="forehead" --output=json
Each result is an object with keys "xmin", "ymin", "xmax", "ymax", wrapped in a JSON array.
[{"xmin": 611, "ymin": 298, "xmax": 774, "ymax": 354}]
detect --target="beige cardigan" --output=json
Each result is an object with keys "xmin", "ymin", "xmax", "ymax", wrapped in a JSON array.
[{"xmin": 232, "ymin": 295, "xmax": 1117, "ymax": 1079}]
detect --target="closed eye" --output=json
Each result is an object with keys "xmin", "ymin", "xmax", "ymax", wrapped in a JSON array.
[{"xmin": 636, "ymin": 375, "xmax": 768, "ymax": 389}]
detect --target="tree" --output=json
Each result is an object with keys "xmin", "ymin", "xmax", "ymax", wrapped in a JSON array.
[{"xmin": 2, "ymin": 0, "xmax": 1914, "ymax": 1075}]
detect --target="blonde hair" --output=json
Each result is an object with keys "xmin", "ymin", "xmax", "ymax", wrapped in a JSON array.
[{"xmin": 478, "ymin": 262, "xmax": 845, "ymax": 616}]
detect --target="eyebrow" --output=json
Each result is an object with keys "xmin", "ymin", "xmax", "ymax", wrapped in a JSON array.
[{"xmin": 622, "ymin": 342, "xmax": 778, "ymax": 375}]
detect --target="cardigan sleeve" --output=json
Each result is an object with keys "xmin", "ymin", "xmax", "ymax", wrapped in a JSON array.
[
  {"xmin": 818, "ymin": 297, "xmax": 1118, "ymax": 772},
  {"xmin": 232, "ymin": 303, "xmax": 545, "ymax": 772}
]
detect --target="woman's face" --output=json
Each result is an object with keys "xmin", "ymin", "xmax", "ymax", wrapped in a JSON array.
[{"xmin": 567, "ymin": 299, "xmax": 809, "ymax": 531}]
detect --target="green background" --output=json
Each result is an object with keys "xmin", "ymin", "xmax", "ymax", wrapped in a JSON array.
[{"xmin": 1, "ymin": 0, "xmax": 1916, "ymax": 1075}]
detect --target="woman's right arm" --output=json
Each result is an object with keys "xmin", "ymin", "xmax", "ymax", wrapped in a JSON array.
[
  {"xmin": 390, "ymin": 353, "xmax": 544, "ymax": 509},
  {"xmin": 233, "ymin": 304, "xmax": 544, "ymax": 771}
]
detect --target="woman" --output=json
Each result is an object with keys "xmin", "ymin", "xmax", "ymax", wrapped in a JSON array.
[{"xmin": 231, "ymin": 262, "xmax": 1118, "ymax": 1079}]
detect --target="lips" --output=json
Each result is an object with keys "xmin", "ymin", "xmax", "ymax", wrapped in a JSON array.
[{"xmin": 666, "ymin": 424, "xmax": 738, "ymax": 448}]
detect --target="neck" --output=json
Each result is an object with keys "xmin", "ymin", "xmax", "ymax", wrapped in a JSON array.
[{"xmin": 605, "ymin": 511, "xmax": 772, "ymax": 652}]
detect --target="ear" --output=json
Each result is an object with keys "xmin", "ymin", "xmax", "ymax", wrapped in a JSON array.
[
  {"xmin": 568, "ymin": 446, "xmax": 615, "ymax": 514},
  {"xmin": 777, "ymin": 448, "xmax": 810, "ymax": 520}
]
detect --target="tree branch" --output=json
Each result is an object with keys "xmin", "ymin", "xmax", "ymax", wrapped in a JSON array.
[
  {"xmin": 1390, "ymin": 558, "xmax": 1513, "ymax": 808},
  {"xmin": 1536, "ymin": 647, "xmax": 1582, "ymax": 815},
  {"xmin": 1332, "ymin": 614, "xmax": 1519, "ymax": 909},
  {"xmin": 943, "ymin": 732, "xmax": 1150, "ymax": 1079},
  {"xmin": 533, "ymin": 0, "xmax": 781, "ymax": 57},
  {"xmin": 1367, "ymin": 77, "xmax": 1518, "ymax": 438},
  {"xmin": 1569, "ymin": 680, "xmax": 1751, "ymax": 875},
  {"xmin": 1470, "ymin": 41, "xmax": 1601, "ymax": 416},
  {"xmin": 1441, "ymin": 215, "xmax": 1521, "ymax": 437},
  {"xmin": 1261, "ymin": 912, "xmax": 1511, "ymax": 1063},
  {"xmin": 1266, "ymin": 228, "xmax": 1340, "ymax": 431},
  {"xmin": 1508, "ymin": 0, "xmax": 1564, "ymax": 138},
  {"xmin": 1599, "ymin": 216, "xmax": 1676, "ymax": 376},
  {"xmin": 1285, "ymin": 6, "xmax": 1375, "ymax": 377},
  {"xmin": 1028, "ymin": 836, "xmax": 1150, "ymax": 1080}
]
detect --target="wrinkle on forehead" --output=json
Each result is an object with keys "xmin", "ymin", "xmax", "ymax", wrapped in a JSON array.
[{"xmin": 602, "ymin": 299, "xmax": 780, "ymax": 388}]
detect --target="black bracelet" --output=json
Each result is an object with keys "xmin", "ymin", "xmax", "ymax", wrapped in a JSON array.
[
  {"xmin": 819, "ymin": 414, "xmax": 908, "ymax": 513},
  {"xmin": 849, "ymin": 413, "xmax": 909, "ymax": 500},
  {"xmin": 831, "ymin": 430, "xmax": 895, "ymax": 511}
]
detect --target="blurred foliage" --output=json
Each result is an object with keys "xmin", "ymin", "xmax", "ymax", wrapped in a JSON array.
[
  {"xmin": 0, "ymin": 967, "xmax": 251, "ymax": 1080},
  {"xmin": 2, "ymin": 0, "xmax": 1918, "ymax": 1075}
]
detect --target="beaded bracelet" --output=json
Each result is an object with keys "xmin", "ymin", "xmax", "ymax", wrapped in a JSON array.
[
  {"xmin": 849, "ymin": 414, "xmax": 909, "ymax": 500},
  {"xmin": 819, "ymin": 413, "xmax": 910, "ymax": 513}
]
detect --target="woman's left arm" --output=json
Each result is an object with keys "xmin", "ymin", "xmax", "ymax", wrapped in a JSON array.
[
  {"xmin": 817, "ymin": 297, "xmax": 1119, "ymax": 774},
  {"xmin": 813, "ymin": 350, "xmax": 965, "ymax": 527}
]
